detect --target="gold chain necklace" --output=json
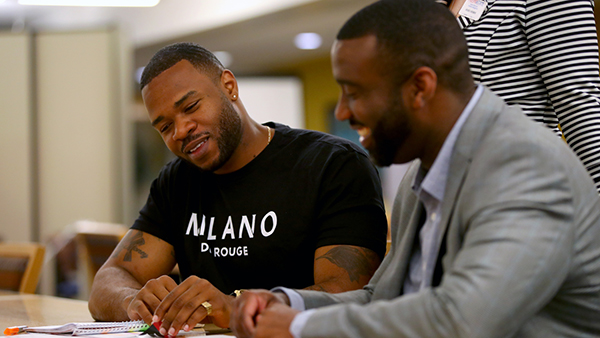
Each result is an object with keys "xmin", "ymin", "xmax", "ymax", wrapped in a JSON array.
[{"xmin": 266, "ymin": 126, "xmax": 272, "ymax": 144}]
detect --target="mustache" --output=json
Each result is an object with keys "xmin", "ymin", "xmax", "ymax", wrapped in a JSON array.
[
  {"xmin": 181, "ymin": 132, "xmax": 209, "ymax": 153},
  {"xmin": 348, "ymin": 118, "xmax": 364, "ymax": 128}
]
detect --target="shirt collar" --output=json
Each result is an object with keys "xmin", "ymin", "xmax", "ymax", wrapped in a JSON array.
[{"xmin": 413, "ymin": 85, "xmax": 484, "ymax": 201}]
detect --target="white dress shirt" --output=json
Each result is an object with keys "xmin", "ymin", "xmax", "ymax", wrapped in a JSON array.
[{"xmin": 403, "ymin": 84, "xmax": 483, "ymax": 293}]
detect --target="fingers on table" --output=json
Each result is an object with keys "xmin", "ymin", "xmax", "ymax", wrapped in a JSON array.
[
  {"xmin": 129, "ymin": 277, "xmax": 177, "ymax": 323},
  {"xmin": 155, "ymin": 278, "xmax": 214, "ymax": 335}
]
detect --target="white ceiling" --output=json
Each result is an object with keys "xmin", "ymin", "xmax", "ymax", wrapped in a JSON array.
[{"xmin": 0, "ymin": 0, "xmax": 376, "ymax": 75}]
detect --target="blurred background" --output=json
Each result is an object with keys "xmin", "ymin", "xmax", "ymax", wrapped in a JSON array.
[
  {"xmin": 3, "ymin": 0, "xmax": 597, "ymax": 298},
  {"xmin": 1, "ymin": 0, "xmax": 408, "ymax": 298}
]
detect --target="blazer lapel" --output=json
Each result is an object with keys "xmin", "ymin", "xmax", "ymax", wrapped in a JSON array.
[
  {"xmin": 372, "ymin": 161, "xmax": 423, "ymax": 300},
  {"xmin": 434, "ymin": 87, "xmax": 504, "ymax": 274}
]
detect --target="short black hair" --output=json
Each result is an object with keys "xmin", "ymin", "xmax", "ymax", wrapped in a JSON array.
[
  {"xmin": 337, "ymin": 0, "xmax": 472, "ymax": 93},
  {"xmin": 140, "ymin": 42, "xmax": 225, "ymax": 91}
]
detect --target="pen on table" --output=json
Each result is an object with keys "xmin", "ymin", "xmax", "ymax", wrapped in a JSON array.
[
  {"xmin": 144, "ymin": 322, "xmax": 163, "ymax": 337},
  {"xmin": 4, "ymin": 326, "xmax": 27, "ymax": 335}
]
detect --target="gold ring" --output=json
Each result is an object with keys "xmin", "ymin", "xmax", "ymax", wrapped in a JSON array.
[{"xmin": 201, "ymin": 301, "xmax": 212, "ymax": 316}]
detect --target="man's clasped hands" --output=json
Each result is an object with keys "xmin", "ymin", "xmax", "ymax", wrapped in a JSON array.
[{"xmin": 126, "ymin": 275, "xmax": 281, "ymax": 338}]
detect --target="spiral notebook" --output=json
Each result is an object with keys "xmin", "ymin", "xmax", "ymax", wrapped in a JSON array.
[{"xmin": 24, "ymin": 320, "xmax": 149, "ymax": 336}]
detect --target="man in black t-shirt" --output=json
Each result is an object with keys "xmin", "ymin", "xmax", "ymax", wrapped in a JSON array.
[{"xmin": 88, "ymin": 42, "xmax": 387, "ymax": 332}]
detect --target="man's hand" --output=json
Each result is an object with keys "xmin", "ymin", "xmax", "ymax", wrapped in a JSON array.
[
  {"xmin": 126, "ymin": 275, "xmax": 178, "ymax": 324},
  {"xmin": 254, "ymin": 303, "xmax": 298, "ymax": 338},
  {"xmin": 152, "ymin": 276, "xmax": 234, "ymax": 335},
  {"xmin": 229, "ymin": 290, "xmax": 294, "ymax": 338}
]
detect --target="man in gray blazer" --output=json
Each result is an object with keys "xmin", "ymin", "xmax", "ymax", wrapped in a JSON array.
[{"xmin": 229, "ymin": 0, "xmax": 600, "ymax": 337}]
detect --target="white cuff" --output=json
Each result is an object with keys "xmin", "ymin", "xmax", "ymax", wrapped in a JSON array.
[{"xmin": 270, "ymin": 287, "xmax": 306, "ymax": 311}]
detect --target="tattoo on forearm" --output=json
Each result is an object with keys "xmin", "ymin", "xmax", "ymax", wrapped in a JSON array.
[
  {"xmin": 121, "ymin": 232, "xmax": 148, "ymax": 262},
  {"xmin": 316, "ymin": 247, "xmax": 378, "ymax": 282}
]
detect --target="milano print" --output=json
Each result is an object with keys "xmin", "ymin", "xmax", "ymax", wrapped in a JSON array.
[{"xmin": 185, "ymin": 212, "xmax": 278, "ymax": 257}]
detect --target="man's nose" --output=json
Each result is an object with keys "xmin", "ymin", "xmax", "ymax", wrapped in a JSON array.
[
  {"xmin": 334, "ymin": 95, "xmax": 351, "ymax": 121},
  {"xmin": 173, "ymin": 118, "xmax": 195, "ymax": 141}
]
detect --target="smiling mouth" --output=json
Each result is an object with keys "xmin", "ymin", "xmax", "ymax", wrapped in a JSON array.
[
  {"xmin": 188, "ymin": 139, "xmax": 206, "ymax": 153},
  {"xmin": 356, "ymin": 127, "xmax": 371, "ymax": 142},
  {"xmin": 182, "ymin": 135, "xmax": 209, "ymax": 154}
]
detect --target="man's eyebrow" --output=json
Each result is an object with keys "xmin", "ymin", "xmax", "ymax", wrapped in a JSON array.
[
  {"xmin": 151, "ymin": 115, "xmax": 164, "ymax": 127},
  {"xmin": 174, "ymin": 90, "xmax": 198, "ymax": 109}
]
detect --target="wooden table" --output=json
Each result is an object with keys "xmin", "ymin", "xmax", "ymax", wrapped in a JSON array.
[
  {"xmin": 0, "ymin": 293, "xmax": 93, "ymax": 335},
  {"xmin": 0, "ymin": 293, "xmax": 233, "ymax": 336}
]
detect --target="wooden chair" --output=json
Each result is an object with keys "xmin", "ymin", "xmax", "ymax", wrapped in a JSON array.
[
  {"xmin": 0, "ymin": 243, "xmax": 45, "ymax": 293},
  {"xmin": 73, "ymin": 221, "xmax": 128, "ymax": 298}
]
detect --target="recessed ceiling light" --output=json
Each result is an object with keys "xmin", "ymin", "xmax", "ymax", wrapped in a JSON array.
[
  {"xmin": 294, "ymin": 32, "xmax": 322, "ymax": 50},
  {"xmin": 18, "ymin": 0, "xmax": 160, "ymax": 7}
]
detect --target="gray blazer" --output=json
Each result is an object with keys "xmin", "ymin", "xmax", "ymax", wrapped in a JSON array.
[{"xmin": 296, "ymin": 87, "xmax": 600, "ymax": 338}]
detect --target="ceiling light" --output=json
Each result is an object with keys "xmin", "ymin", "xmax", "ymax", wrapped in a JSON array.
[
  {"xmin": 294, "ymin": 32, "xmax": 322, "ymax": 50},
  {"xmin": 18, "ymin": 0, "xmax": 160, "ymax": 7}
]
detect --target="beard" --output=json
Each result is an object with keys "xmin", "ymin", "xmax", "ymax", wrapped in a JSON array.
[
  {"xmin": 192, "ymin": 94, "xmax": 243, "ymax": 173},
  {"xmin": 368, "ymin": 95, "xmax": 411, "ymax": 167}
]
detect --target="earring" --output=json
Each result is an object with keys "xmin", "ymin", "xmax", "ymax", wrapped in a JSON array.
[{"xmin": 232, "ymin": 94, "xmax": 237, "ymax": 100}]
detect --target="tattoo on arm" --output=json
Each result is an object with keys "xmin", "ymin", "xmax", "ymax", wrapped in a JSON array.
[
  {"xmin": 316, "ymin": 246, "xmax": 379, "ymax": 282},
  {"xmin": 121, "ymin": 232, "xmax": 149, "ymax": 262}
]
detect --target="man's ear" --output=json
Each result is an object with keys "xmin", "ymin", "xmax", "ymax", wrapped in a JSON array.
[
  {"xmin": 403, "ymin": 66, "xmax": 437, "ymax": 110},
  {"xmin": 221, "ymin": 69, "xmax": 238, "ymax": 100}
]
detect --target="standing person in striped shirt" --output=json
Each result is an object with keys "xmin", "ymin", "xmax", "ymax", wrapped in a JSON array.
[{"xmin": 441, "ymin": 0, "xmax": 600, "ymax": 193}]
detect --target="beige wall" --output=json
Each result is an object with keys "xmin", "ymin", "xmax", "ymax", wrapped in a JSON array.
[
  {"xmin": 36, "ymin": 30, "xmax": 129, "ymax": 241},
  {"xmin": 0, "ymin": 29, "xmax": 133, "ymax": 294},
  {"xmin": 0, "ymin": 33, "xmax": 34, "ymax": 242}
]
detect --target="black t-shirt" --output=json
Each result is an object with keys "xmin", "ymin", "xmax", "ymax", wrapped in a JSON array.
[{"xmin": 132, "ymin": 122, "xmax": 387, "ymax": 294}]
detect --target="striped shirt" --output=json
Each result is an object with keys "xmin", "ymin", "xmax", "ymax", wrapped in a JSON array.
[{"xmin": 455, "ymin": 0, "xmax": 600, "ymax": 192}]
